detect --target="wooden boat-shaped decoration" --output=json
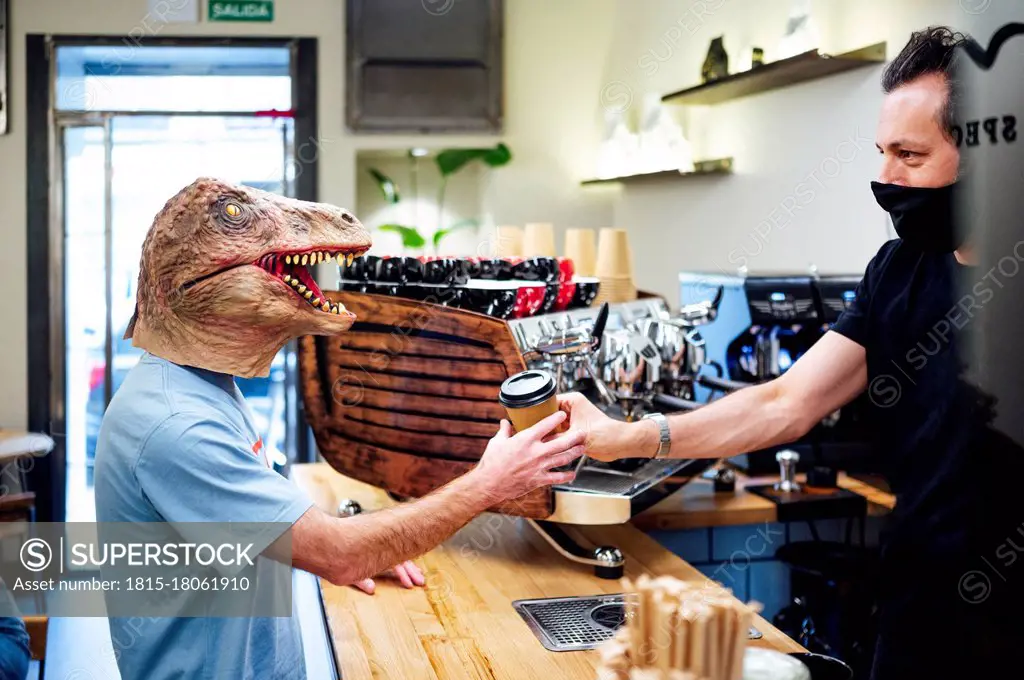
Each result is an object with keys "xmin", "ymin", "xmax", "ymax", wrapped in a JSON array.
[{"xmin": 298, "ymin": 291, "xmax": 553, "ymax": 518}]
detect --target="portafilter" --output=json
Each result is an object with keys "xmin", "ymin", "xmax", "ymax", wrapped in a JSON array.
[
  {"xmin": 597, "ymin": 328, "xmax": 665, "ymax": 420},
  {"xmin": 630, "ymin": 318, "xmax": 707, "ymax": 399},
  {"xmin": 520, "ymin": 302, "xmax": 616, "ymax": 405}
]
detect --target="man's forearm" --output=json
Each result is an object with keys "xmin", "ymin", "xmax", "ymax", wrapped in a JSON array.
[
  {"xmin": 297, "ymin": 470, "xmax": 493, "ymax": 586},
  {"xmin": 629, "ymin": 381, "xmax": 807, "ymax": 460}
]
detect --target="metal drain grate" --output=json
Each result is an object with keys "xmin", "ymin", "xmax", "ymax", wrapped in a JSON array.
[{"xmin": 512, "ymin": 594, "xmax": 763, "ymax": 652}]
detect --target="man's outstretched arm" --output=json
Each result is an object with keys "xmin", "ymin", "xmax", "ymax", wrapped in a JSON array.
[
  {"xmin": 290, "ymin": 410, "xmax": 585, "ymax": 587},
  {"xmin": 562, "ymin": 331, "xmax": 868, "ymax": 461}
]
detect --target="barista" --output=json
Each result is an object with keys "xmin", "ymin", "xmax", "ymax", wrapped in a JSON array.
[{"xmin": 561, "ymin": 26, "xmax": 1024, "ymax": 680}]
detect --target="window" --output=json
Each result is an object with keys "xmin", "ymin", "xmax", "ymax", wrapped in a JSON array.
[{"xmin": 55, "ymin": 45, "xmax": 291, "ymax": 112}]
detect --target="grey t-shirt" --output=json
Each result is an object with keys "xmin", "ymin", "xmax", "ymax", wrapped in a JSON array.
[{"xmin": 95, "ymin": 354, "xmax": 314, "ymax": 680}]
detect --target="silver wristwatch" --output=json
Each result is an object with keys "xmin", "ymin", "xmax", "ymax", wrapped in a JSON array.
[{"xmin": 642, "ymin": 412, "xmax": 671, "ymax": 459}]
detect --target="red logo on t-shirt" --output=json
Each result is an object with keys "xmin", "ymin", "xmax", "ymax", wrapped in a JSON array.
[{"xmin": 251, "ymin": 438, "xmax": 263, "ymax": 456}]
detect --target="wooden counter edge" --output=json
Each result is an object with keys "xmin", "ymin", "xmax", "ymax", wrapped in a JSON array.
[{"xmin": 632, "ymin": 470, "xmax": 896, "ymax": 531}]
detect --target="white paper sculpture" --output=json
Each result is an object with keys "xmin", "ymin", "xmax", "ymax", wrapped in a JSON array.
[
  {"xmin": 777, "ymin": 0, "xmax": 821, "ymax": 61},
  {"xmin": 595, "ymin": 108, "xmax": 641, "ymax": 179},
  {"xmin": 638, "ymin": 93, "xmax": 695, "ymax": 174}
]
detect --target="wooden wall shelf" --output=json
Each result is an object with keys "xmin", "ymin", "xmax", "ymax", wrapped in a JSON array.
[
  {"xmin": 661, "ymin": 42, "xmax": 887, "ymax": 106},
  {"xmin": 581, "ymin": 157, "xmax": 733, "ymax": 186}
]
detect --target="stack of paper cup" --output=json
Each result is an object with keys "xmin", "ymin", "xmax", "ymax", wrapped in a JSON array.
[
  {"xmin": 564, "ymin": 228, "xmax": 597, "ymax": 277},
  {"xmin": 594, "ymin": 228, "xmax": 637, "ymax": 305},
  {"xmin": 494, "ymin": 226, "xmax": 524, "ymax": 257},
  {"xmin": 522, "ymin": 223, "xmax": 557, "ymax": 258}
]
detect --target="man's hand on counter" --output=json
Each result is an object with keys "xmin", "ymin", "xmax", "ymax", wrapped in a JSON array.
[{"xmin": 350, "ymin": 560, "xmax": 425, "ymax": 594}]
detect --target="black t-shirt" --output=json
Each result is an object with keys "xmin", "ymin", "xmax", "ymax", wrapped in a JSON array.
[{"xmin": 834, "ymin": 239, "xmax": 1024, "ymax": 677}]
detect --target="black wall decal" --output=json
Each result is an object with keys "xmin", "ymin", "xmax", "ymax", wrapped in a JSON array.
[{"xmin": 961, "ymin": 22, "xmax": 1024, "ymax": 69}]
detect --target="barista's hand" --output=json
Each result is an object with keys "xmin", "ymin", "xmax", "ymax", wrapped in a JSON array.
[
  {"xmin": 350, "ymin": 560, "xmax": 425, "ymax": 594},
  {"xmin": 471, "ymin": 411, "xmax": 586, "ymax": 505},
  {"xmin": 558, "ymin": 392, "xmax": 633, "ymax": 462}
]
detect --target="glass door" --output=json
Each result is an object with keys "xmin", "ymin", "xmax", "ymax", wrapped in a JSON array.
[
  {"xmin": 54, "ymin": 43, "xmax": 298, "ymax": 521},
  {"xmin": 61, "ymin": 115, "xmax": 294, "ymax": 521},
  {"xmin": 62, "ymin": 124, "xmax": 109, "ymax": 522}
]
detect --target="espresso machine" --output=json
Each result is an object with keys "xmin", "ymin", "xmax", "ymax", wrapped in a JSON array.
[
  {"xmin": 509, "ymin": 292, "xmax": 717, "ymax": 419},
  {"xmin": 504, "ymin": 296, "xmax": 717, "ymax": 581},
  {"xmin": 506, "ymin": 292, "xmax": 721, "ymax": 524}
]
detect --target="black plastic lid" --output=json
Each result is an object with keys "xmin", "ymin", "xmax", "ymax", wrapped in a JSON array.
[{"xmin": 498, "ymin": 370, "xmax": 557, "ymax": 409}]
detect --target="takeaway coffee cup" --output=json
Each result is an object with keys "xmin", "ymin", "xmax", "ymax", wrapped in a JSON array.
[{"xmin": 498, "ymin": 370, "xmax": 567, "ymax": 435}]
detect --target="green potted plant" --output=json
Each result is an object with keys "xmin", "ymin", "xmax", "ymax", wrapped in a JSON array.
[{"xmin": 367, "ymin": 143, "xmax": 513, "ymax": 254}]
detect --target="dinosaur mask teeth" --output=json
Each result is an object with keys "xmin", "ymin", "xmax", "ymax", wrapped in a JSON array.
[{"xmin": 255, "ymin": 248, "xmax": 366, "ymax": 315}]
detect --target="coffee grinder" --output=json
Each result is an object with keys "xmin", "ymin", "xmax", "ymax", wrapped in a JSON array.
[
  {"xmin": 709, "ymin": 276, "xmax": 824, "ymax": 474},
  {"xmin": 811, "ymin": 275, "xmax": 877, "ymax": 474}
]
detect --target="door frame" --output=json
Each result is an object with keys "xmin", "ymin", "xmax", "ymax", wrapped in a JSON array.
[{"xmin": 25, "ymin": 35, "xmax": 319, "ymax": 522}]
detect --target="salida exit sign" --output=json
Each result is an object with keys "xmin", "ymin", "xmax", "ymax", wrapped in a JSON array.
[{"xmin": 209, "ymin": 1, "xmax": 274, "ymax": 22}]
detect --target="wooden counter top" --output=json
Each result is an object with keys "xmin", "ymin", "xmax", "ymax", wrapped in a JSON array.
[
  {"xmin": 633, "ymin": 469, "xmax": 896, "ymax": 531},
  {"xmin": 291, "ymin": 463, "xmax": 803, "ymax": 680}
]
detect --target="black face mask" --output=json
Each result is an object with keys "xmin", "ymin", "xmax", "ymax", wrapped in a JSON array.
[{"xmin": 870, "ymin": 181, "xmax": 964, "ymax": 253}]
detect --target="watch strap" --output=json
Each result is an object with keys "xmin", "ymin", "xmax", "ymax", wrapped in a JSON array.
[{"xmin": 642, "ymin": 412, "xmax": 671, "ymax": 459}]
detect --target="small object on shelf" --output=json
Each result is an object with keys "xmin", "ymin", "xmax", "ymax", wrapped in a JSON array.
[
  {"xmin": 661, "ymin": 43, "xmax": 887, "ymax": 106},
  {"xmin": 638, "ymin": 93, "xmax": 695, "ymax": 174},
  {"xmin": 752, "ymin": 47, "xmax": 765, "ymax": 68},
  {"xmin": 701, "ymin": 36, "xmax": 730, "ymax": 84},
  {"xmin": 596, "ymin": 108, "xmax": 641, "ymax": 180},
  {"xmin": 777, "ymin": 0, "xmax": 821, "ymax": 61},
  {"xmin": 714, "ymin": 467, "xmax": 736, "ymax": 493}
]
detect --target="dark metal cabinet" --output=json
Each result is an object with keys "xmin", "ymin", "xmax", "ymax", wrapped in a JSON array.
[{"xmin": 346, "ymin": 0, "xmax": 503, "ymax": 133}]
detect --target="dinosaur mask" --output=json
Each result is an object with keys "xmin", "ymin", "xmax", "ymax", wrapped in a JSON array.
[{"xmin": 126, "ymin": 177, "xmax": 371, "ymax": 378}]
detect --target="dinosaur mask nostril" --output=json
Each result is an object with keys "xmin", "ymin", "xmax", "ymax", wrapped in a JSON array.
[{"xmin": 341, "ymin": 212, "xmax": 355, "ymax": 224}]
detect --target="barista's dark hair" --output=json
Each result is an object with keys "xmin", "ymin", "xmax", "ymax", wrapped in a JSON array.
[{"xmin": 882, "ymin": 26, "xmax": 967, "ymax": 137}]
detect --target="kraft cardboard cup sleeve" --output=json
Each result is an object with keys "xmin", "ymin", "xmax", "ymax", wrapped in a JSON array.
[{"xmin": 498, "ymin": 370, "xmax": 566, "ymax": 434}]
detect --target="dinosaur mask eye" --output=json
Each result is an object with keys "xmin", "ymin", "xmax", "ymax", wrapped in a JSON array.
[{"xmin": 219, "ymin": 200, "xmax": 249, "ymax": 227}]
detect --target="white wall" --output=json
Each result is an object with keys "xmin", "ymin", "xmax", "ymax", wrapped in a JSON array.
[
  {"xmin": 596, "ymin": 0, "xmax": 965, "ymax": 304},
  {"xmin": 0, "ymin": 0, "xmax": 968, "ymax": 427}
]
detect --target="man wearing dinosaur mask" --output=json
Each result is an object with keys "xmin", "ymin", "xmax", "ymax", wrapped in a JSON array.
[{"xmin": 94, "ymin": 178, "xmax": 585, "ymax": 680}]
